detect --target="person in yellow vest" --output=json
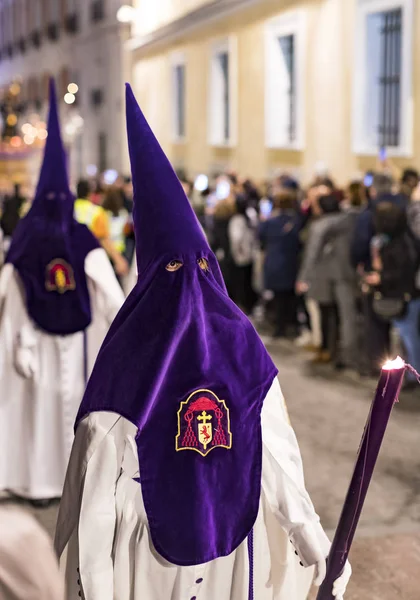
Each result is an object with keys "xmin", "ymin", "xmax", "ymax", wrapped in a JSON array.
[
  {"xmin": 102, "ymin": 186, "xmax": 129, "ymax": 256},
  {"xmin": 75, "ymin": 180, "xmax": 128, "ymax": 277}
]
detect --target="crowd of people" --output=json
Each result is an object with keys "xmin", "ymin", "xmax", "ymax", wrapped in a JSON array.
[
  {"xmin": 0, "ymin": 174, "xmax": 135, "ymax": 279},
  {"xmin": 179, "ymin": 164, "xmax": 420, "ymax": 384},
  {"xmin": 2, "ymin": 160, "xmax": 420, "ymax": 386}
]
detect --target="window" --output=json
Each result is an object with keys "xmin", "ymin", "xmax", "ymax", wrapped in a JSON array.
[
  {"xmin": 47, "ymin": 0, "xmax": 60, "ymax": 23},
  {"xmin": 265, "ymin": 12, "xmax": 306, "ymax": 150},
  {"xmin": 34, "ymin": 0, "xmax": 42, "ymax": 29},
  {"xmin": 91, "ymin": 0, "xmax": 105, "ymax": 23},
  {"xmin": 353, "ymin": 0, "xmax": 413, "ymax": 156},
  {"xmin": 65, "ymin": 0, "xmax": 79, "ymax": 33},
  {"xmin": 170, "ymin": 53, "xmax": 186, "ymax": 142},
  {"xmin": 208, "ymin": 37, "xmax": 237, "ymax": 146}
]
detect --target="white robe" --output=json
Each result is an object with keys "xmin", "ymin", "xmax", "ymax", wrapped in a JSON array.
[
  {"xmin": 55, "ymin": 377, "xmax": 331, "ymax": 600},
  {"xmin": 0, "ymin": 248, "xmax": 125, "ymax": 499}
]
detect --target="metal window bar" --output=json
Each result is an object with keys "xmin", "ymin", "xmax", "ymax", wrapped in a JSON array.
[
  {"xmin": 175, "ymin": 64, "xmax": 185, "ymax": 138},
  {"xmin": 378, "ymin": 8, "xmax": 402, "ymax": 148},
  {"xmin": 219, "ymin": 52, "xmax": 230, "ymax": 142}
]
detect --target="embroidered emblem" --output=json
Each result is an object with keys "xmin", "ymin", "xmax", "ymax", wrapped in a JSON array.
[
  {"xmin": 176, "ymin": 389, "xmax": 232, "ymax": 457},
  {"xmin": 45, "ymin": 259, "xmax": 76, "ymax": 294}
]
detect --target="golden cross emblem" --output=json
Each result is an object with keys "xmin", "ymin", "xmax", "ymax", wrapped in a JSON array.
[{"xmin": 197, "ymin": 411, "xmax": 212, "ymax": 424}]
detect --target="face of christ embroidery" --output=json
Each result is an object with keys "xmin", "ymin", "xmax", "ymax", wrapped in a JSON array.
[
  {"xmin": 176, "ymin": 389, "xmax": 232, "ymax": 457},
  {"xmin": 45, "ymin": 259, "xmax": 76, "ymax": 294}
]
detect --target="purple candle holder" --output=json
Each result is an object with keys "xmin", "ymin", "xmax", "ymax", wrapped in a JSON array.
[{"xmin": 316, "ymin": 357, "xmax": 407, "ymax": 600}]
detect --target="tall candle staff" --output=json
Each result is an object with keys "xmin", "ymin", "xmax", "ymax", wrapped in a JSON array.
[{"xmin": 316, "ymin": 357, "xmax": 408, "ymax": 600}]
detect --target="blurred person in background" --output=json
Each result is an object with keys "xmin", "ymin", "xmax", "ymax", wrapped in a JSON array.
[
  {"xmin": 228, "ymin": 195, "xmax": 257, "ymax": 313},
  {"xmin": 259, "ymin": 189, "xmax": 302, "ymax": 339},
  {"xmin": 350, "ymin": 173, "xmax": 403, "ymax": 375},
  {"xmin": 0, "ymin": 81, "xmax": 124, "ymax": 507},
  {"xmin": 102, "ymin": 185, "xmax": 130, "ymax": 278},
  {"xmin": 297, "ymin": 193, "xmax": 343, "ymax": 364},
  {"xmin": 350, "ymin": 173, "xmax": 398, "ymax": 271},
  {"xmin": 211, "ymin": 175, "xmax": 237, "ymax": 296},
  {"xmin": 118, "ymin": 176, "xmax": 136, "ymax": 264},
  {"xmin": 89, "ymin": 178, "xmax": 104, "ymax": 205},
  {"xmin": 0, "ymin": 183, "xmax": 26, "ymax": 251},
  {"xmin": 299, "ymin": 193, "xmax": 358, "ymax": 369},
  {"xmin": 399, "ymin": 168, "xmax": 419, "ymax": 201},
  {"xmin": 364, "ymin": 202, "xmax": 420, "ymax": 386},
  {"xmin": 75, "ymin": 178, "xmax": 129, "ymax": 277},
  {"xmin": 344, "ymin": 181, "xmax": 367, "ymax": 212},
  {"xmin": 294, "ymin": 185, "xmax": 324, "ymax": 352},
  {"xmin": 0, "ymin": 505, "xmax": 64, "ymax": 600}
]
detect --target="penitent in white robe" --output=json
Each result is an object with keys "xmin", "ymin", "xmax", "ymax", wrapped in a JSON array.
[
  {"xmin": 0, "ymin": 248, "xmax": 125, "ymax": 499},
  {"xmin": 55, "ymin": 377, "xmax": 331, "ymax": 600}
]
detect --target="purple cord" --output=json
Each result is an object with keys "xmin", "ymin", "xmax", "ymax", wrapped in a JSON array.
[{"xmin": 248, "ymin": 529, "xmax": 254, "ymax": 600}]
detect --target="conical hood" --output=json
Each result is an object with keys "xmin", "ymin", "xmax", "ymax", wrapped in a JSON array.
[
  {"xmin": 5, "ymin": 78, "xmax": 99, "ymax": 335},
  {"xmin": 125, "ymin": 83, "xmax": 208, "ymax": 274},
  {"xmin": 32, "ymin": 78, "xmax": 71, "ymax": 216}
]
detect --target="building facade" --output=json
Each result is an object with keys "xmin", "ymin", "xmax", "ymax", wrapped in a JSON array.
[
  {"xmin": 0, "ymin": 0, "xmax": 130, "ymax": 185},
  {"xmin": 126, "ymin": 0, "xmax": 419, "ymax": 185}
]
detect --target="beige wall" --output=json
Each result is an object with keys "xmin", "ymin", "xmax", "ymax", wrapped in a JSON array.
[
  {"xmin": 133, "ymin": 0, "xmax": 211, "ymax": 36},
  {"xmin": 130, "ymin": 0, "xmax": 420, "ymax": 185}
]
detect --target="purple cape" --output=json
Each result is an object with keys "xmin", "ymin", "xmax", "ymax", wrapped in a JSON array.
[
  {"xmin": 76, "ymin": 84, "xmax": 277, "ymax": 566},
  {"xmin": 6, "ymin": 80, "xmax": 98, "ymax": 335}
]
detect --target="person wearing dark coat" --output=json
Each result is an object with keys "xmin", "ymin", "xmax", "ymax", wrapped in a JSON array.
[
  {"xmin": 259, "ymin": 190, "xmax": 303, "ymax": 338},
  {"xmin": 364, "ymin": 202, "xmax": 420, "ymax": 383},
  {"xmin": 350, "ymin": 173, "xmax": 409, "ymax": 375},
  {"xmin": 211, "ymin": 195, "xmax": 236, "ymax": 298},
  {"xmin": 0, "ymin": 183, "xmax": 26, "ymax": 239}
]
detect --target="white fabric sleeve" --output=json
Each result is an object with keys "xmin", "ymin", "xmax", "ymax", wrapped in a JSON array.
[
  {"xmin": 54, "ymin": 412, "xmax": 122, "ymax": 558},
  {"xmin": 55, "ymin": 413, "xmax": 132, "ymax": 600},
  {"xmin": 261, "ymin": 377, "xmax": 331, "ymax": 566},
  {"xmin": 78, "ymin": 426, "xmax": 120, "ymax": 600},
  {"xmin": 0, "ymin": 263, "xmax": 14, "ymax": 321},
  {"xmin": 14, "ymin": 322, "xmax": 38, "ymax": 379},
  {"xmin": 84, "ymin": 248, "xmax": 125, "ymax": 323}
]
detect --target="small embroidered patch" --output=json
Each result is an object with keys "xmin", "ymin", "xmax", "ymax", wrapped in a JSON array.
[
  {"xmin": 45, "ymin": 259, "xmax": 76, "ymax": 294},
  {"xmin": 176, "ymin": 389, "xmax": 232, "ymax": 457}
]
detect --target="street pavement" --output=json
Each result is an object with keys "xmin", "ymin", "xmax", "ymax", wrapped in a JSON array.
[{"xmin": 4, "ymin": 340, "xmax": 420, "ymax": 599}]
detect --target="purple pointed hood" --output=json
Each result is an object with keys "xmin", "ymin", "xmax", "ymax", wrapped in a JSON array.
[
  {"xmin": 6, "ymin": 78, "xmax": 99, "ymax": 335},
  {"xmin": 76, "ymin": 84, "xmax": 277, "ymax": 566},
  {"xmin": 125, "ymin": 83, "xmax": 220, "ymax": 280}
]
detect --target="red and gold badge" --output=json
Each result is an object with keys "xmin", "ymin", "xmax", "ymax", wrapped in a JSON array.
[
  {"xmin": 45, "ymin": 259, "xmax": 76, "ymax": 294},
  {"xmin": 176, "ymin": 389, "xmax": 232, "ymax": 457}
]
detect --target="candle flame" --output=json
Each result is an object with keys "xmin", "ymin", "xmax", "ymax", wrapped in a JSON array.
[{"xmin": 382, "ymin": 356, "xmax": 406, "ymax": 371}]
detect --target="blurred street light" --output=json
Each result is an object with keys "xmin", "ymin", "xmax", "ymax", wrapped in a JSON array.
[
  {"xmin": 64, "ymin": 93, "xmax": 76, "ymax": 105},
  {"xmin": 117, "ymin": 5, "xmax": 136, "ymax": 23},
  {"xmin": 6, "ymin": 114, "xmax": 17, "ymax": 126},
  {"xmin": 10, "ymin": 136, "xmax": 22, "ymax": 148},
  {"xmin": 68, "ymin": 83, "xmax": 79, "ymax": 95}
]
